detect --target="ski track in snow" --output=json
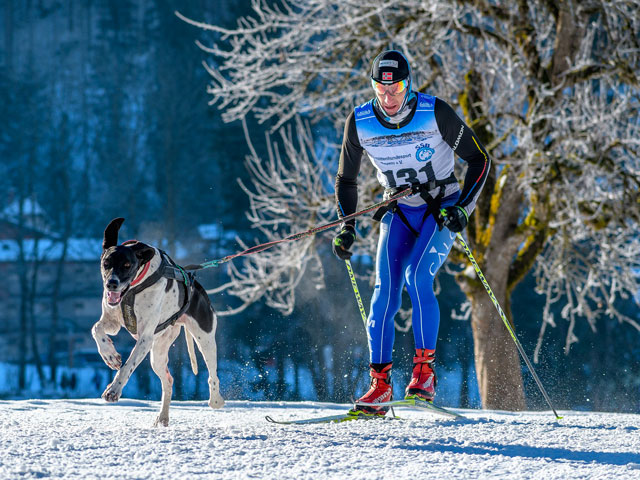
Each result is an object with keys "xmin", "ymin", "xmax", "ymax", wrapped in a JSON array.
[{"xmin": 1, "ymin": 399, "xmax": 639, "ymax": 480}]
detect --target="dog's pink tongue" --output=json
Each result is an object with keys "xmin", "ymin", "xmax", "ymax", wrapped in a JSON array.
[{"xmin": 107, "ymin": 291, "xmax": 122, "ymax": 304}]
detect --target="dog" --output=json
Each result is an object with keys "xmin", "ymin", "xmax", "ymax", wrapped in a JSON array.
[{"xmin": 92, "ymin": 217, "xmax": 224, "ymax": 426}]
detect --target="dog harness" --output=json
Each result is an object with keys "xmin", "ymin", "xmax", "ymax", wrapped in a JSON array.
[{"xmin": 120, "ymin": 248, "xmax": 195, "ymax": 335}]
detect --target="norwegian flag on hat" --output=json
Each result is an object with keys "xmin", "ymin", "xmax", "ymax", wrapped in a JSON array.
[{"xmin": 382, "ymin": 72, "xmax": 393, "ymax": 81}]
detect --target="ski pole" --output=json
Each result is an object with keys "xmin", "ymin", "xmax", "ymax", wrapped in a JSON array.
[
  {"xmin": 454, "ymin": 229, "xmax": 562, "ymax": 420},
  {"xmin": 337, "ymin": 203, "xmax": 385, "ymax": 412},
  {"xmin": 336, "ymin": 202, "xmax": 368, "ymax": 329},
  {"xmin": 344, "ymin": 259, "xmax": 368, "ymax": 328}
]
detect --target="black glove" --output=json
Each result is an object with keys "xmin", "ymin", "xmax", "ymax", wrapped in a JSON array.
[
  {"xmin": 438, "ymin": 206, "xmax": 468, "ymax": 233},
  {"xmin": 332, "ymin": 226, "xmax": 356, "ymax": 260}
]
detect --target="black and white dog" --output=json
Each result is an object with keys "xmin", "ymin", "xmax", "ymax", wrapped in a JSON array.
[{"xmin": 92, "ymin": 217, "xmax": 224, "ymax": 426}]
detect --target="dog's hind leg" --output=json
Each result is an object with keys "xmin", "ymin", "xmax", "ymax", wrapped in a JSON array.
[
  {"xmin": 150, "ymin": 324, "xmax": 181, "ymax": 427},
  {"xmin": 186, "ymin": 316, "xmax": 224, "ymax": 409}
]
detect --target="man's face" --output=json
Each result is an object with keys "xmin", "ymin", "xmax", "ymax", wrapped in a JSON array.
[{"xmin": 372, "ymin": 78, "xmax": 409, "ymax": 116}]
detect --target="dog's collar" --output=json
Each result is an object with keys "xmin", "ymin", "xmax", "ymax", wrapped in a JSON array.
[{"xmin": 131, "ymin": 262, "xmax": 151, "ymax": 287}]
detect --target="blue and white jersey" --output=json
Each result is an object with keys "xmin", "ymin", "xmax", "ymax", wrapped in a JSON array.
[{"xmin": 354, "ymin": 93, "xmax": 459, "ymax": 206}]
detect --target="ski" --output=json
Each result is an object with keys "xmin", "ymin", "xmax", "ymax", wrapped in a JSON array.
[
  {"xmin": 265, "ymin": 410, "xmax": 400, "ymax": 425},
  {"xmin": 353, "ymin": 396, "xmax": 464, "ymax": 419},
  {"xmin": 266, "ymin": 398, "xmax": 462, "ymax": 425}
]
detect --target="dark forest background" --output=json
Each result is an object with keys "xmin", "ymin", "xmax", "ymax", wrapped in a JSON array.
[{"xmin": 1, "ymin": 0, "xmax": 638, "ymax": 413}]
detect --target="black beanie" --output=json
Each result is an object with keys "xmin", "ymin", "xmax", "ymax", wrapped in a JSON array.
[{"xmin": 370, "ymin": 50, "xmax": 411, "ymax": 84}]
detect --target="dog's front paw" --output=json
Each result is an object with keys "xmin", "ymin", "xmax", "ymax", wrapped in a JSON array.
[
  {"xmin": 102, "ymin": 383, "xmax": 121, "ymax": 403},
  {"xmin": 102, "ymin": 352, "xmax": 122, "ymax": 370},
  {"xmin": 98, "ymin": 340, "xmax": 122, "ymax": 370},
  {"xmin": 109, "ymin": 353, "xmax": 122, "ymax": 370}
]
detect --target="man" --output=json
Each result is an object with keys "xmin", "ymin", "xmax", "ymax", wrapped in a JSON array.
[{"xmin": 333, "ymin": 50, "xmax": 490, "ymax": 414}]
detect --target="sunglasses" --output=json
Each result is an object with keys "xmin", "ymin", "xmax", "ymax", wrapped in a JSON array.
[{"xmin": 371, "ymin": 78, "xmax": 409, "ymax": 96}]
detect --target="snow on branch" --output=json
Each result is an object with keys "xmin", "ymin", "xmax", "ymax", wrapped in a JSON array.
[{"xmin": 182, "ymin": 0, "xmax": 465, "ymax": 129}]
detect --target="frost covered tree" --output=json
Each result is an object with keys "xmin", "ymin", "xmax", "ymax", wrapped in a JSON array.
[{"xmin": 183, "ymin": 0, "xmax": 640, "ymax": 410}]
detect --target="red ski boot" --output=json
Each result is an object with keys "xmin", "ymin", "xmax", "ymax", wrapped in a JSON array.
[
  {"xmin": 352, "ymin": 363, "xmax": 393, "ymax": 415},
  {"xmin": 405, "ymin": 349, "xmax": 437, "ymax": 402}
]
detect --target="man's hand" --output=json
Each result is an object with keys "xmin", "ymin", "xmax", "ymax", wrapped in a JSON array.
[
  {"xmin": 332, "ymin": 226, "xmax": 356, "ymax": 260},
  {"xmin": 438, "ymin": 206, "xmax": 468, "ymax": 233}
]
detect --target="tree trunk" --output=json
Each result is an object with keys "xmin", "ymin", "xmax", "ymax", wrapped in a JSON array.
[
  {"xmin": 461, "ymin": 231, "xmax": 527, "ymax": 411},
  {"xmin": 458, "ymin": 163, "xmax": 529, "ymax": 410},
  {"xmin": 48, "ymin": 231, "xmax": 70, "ymax": 384},
  {"xmin": 27, "ymin": 238, "xmax": 47, "ymax": 389},
  {"xmin": 18, "ymin": 269, "xmax": 28, "ymax": 391},
  {"xmin": 469, "ymin": 285, "xmax": 526, "ymax": 410}
]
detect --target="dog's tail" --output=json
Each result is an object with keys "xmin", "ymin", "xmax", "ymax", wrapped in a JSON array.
[{"xmin": 184, "ymin": 327, "xmax": 199, "ymax": 376}]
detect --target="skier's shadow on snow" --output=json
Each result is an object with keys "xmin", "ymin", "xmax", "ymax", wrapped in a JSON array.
[
  {"xmin": 393, "ymin": 440, "xmax": 640, "ymax": 466},
  {"xmin": 387, "ymin": 417, "xmax": 640, "ymax": 466}
]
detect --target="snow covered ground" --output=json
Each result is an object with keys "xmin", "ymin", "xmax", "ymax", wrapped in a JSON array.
[{"xmin": 1, "ymin": 399, "xmax": 639, "ymax": 480}]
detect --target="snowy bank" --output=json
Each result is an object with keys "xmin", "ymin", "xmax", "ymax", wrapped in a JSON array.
[{"xmin": 1, "ymin": 399, "xmax": 639, "ymax": 480}]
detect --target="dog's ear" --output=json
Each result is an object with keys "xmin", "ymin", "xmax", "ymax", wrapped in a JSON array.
[
  {"xmin": 129, "ymin": 242, "xmax": 156, "ymax": 264},
  {"xmin": 103, "ymin": 217, "xmax": 125, "ymax": 251}
]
